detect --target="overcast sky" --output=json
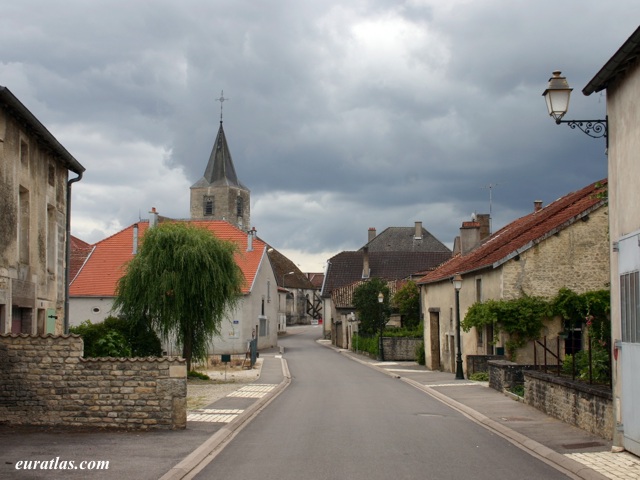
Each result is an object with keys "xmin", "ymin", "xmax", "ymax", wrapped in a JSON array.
[{"xmin": 2, "ymin": 1, "xmax": 636, "ymax": 271}]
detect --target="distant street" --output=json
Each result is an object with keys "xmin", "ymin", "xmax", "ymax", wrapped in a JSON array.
[{"xmin": 194, "ymin": 326, "xmax": 569, "ymax": 480}]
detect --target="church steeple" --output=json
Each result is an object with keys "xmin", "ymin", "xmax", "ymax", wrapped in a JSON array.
[
  {"xmin": 190, "ymin": 98, "xmax": 250, "ymax": 229},
  {"xmin": 200, "ymin": 122, "xmax": 247, "ymax": 189}
]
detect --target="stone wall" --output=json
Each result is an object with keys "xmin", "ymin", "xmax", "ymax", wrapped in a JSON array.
[
  {"xmin": 0, "ymin": 334, "xmax": 186, "ymax": 430},
  {"xmin": 382, "ymin": 337, "xmax": 421, "ymax": 361},
  {"xmin": 488, "ymin": 359, "xmax": 537, "ymax": 392},
  {"xmin": 467, "ymin": 355, "xmax": 505, "ymax": 376},
  {"xmin": 524, "ymin": 370, "xmax": 613, "ymax": 440}
]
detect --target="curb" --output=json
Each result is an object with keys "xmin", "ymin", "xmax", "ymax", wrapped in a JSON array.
[
  {"xmin": 332, "ymin": 346, "xmax": 608, "ymax": 480},
  {"xmin": 160, "ymin": 356, "xmax": 291, "ymax": 480}
]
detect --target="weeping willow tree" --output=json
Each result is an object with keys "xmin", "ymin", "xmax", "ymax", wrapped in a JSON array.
[{"xmin": 114, "ymin": 222, "xmax": 244, "ymax": 371}]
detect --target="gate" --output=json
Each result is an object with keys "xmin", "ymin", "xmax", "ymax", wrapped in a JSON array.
[{"xmin": 618, "ymin": 231, "xmax": 640, "ymax": 455}]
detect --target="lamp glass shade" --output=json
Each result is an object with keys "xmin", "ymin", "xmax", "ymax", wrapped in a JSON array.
[
  {"xmin": 453, "ymin": 275, "xmax": 463, "ymax": 291},
  {"xmin": 378, "ymin": 292, "xmax": 384, "ymax": 303},
  {"xmin": 543, "ymin": 71, "xmax": 572, "ymax": 122}
]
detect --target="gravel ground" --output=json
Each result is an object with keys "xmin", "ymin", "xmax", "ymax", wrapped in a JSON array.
[{"xmin": 187, "ymin": 359, "xmax": 263, "ymax": 410}]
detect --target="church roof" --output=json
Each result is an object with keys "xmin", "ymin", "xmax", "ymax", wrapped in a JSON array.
[{"xmin": 191, "ymin": 122, "xmax": 249, "ymax": 190}]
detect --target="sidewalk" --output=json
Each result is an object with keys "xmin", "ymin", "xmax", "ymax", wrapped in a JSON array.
[
  {"xmin": 332, "ymin": 342, "xmax": 640, "ymax": 480},
  {"xmin": 0, "ymin": 349, "xmax": 289, "ymax": 480}
]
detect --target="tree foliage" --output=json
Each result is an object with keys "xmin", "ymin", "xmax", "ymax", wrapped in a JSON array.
[
  {"xmin": 69, "ymin": 316, "xmax": 162, "ymax": 358},
  {"xmin": 113, "ymin": 222, "xmax": 244, "ymax": 370},
  {"xmin": 392, "ymin": 280, "xmax": 420, "ymax": 330},
  {"xmin": 461, "ymin": 288, "xmax": 610, "ymax": 360},
  {"xmin": 352, "ymin": 278, "xmax": 390, "ymax": 335}
]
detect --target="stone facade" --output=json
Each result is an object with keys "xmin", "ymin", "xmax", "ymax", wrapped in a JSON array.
[
  {"xmin": 524, "ymin": 370, "xmax": 613, "ymax": 440},
  {"xmin": 0, "ymin": 334, "xmax": 186, "ymax": 430},
  {"xmin": 0, "ymin": 88, "xmax": 84, "ymax": 335},
  {"xmin": 381, "ymin": 337, "xmax": 422, "ymax": 361},
  {"xmin": 421, "ymin": 202, "xmax": 609, "ymax": 374}
]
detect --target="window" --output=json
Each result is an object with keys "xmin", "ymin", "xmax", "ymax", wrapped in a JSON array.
[
  {"xmin": 19, "ymin": 186, "xmax": 29, "ymax": 263},
  {"xmin": 203, "ymin": 196, "xmax": 214, "ymax": 216},
  {"xmin": 20, "ymin": 140, "xmax": 28, "ymax": 167},
  {"xmin": 259, "ymin": 316, "xmax": 268, "ymax": 337},
  {"xmin": 475, "ymin": 278, "xmax": 482, "ymax": 303},
  {"xmin": 621, "ymin": 271, "xmax": 640, "ymax": 343},
  {"xmin": 48, "ymin": 163, "xmax": 55, "ymax": 186},
  {"xmin": 47, "ymin": 205, "xmax": 56, "ymax": 272},
  {"xmin": 236, "ymin": 196, "xmax": 243, "ymax": 217}
]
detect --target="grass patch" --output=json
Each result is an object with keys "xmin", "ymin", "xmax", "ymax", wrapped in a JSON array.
[
  {"xmin": 469, "ymin": 372, "xmax": 489, "ymax": 382},
  {"xmin": 188, "ymin": 370, "xmax": 211, "ymax": 380}
]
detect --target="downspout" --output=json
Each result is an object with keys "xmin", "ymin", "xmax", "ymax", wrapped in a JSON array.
[{"xmin": 64, "ymin": 171, "xmax": 83, "ymax": 334}]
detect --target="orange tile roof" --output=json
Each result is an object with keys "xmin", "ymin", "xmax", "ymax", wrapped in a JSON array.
[
  {"xmin": 70, "ymin": 220, "xmax": 266, "ymax": 297},
  {"xmin": 418, "ymin": 179, "xmax": 607, "ymax": 284}
]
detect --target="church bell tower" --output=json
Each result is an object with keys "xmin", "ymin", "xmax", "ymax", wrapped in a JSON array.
[{"xmin": 190, "ymin": 93, "xmax": 250, "ymax": 229}]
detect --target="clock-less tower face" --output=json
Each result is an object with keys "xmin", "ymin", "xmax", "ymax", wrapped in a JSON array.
[{"xmin": 190, "ymin": 121, "xmax": 250, "ymax": 229}]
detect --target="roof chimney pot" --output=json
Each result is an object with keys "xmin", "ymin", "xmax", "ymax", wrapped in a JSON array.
[{"xmin": 534, "ymin": 200, "xmax": 543, "ymax": 212}]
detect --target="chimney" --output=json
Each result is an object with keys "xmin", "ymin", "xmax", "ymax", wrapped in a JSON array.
[
  {"xmin": 475, "ymin": 214, "xmax": 491, "ymax": 240},
  {"xmin": 534, "ymin": 200, "xmax": 543, "ymax": 212},
  {"xmin": 460, "ymin": 220, "xmax": 481, "ymax": 255},
  {"xmin": 149, "ymin": 207, "xmax": 158, "ymax": 228},
  {"xmin": 414, "ymin": 221, "xmax": 423, "ymax": 240},
  {"xmin": 368, "ymin": 227, "xmax": 376, "ymax": 243},
  {"xmin": 362, "ymin": 246, "xmax": 370, "ymax": 279},
  {"xmin": 247, "ymin": 226, "xmax": 256, "ymax": 252},
  {"xmin": 132, "ymin": 223, "xmax": 138, "ymax": 255}
]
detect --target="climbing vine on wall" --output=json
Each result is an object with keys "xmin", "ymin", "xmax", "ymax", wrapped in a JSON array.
[{"xmin": 461, "ymin": 288, "xmax": 610, "ymax": 359}]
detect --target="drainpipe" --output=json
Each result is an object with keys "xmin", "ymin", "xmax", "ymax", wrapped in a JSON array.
[{"xmin": 64, "ymin": 171, "xmax": 83, "ymax": 334}]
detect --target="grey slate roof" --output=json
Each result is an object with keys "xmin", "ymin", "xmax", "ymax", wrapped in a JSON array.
[
  {"xmin": 0, "ymin": 86, "xmax": 85, "ymax": 175},
  {"xmin": 583, "ymin": 26, "xmax": 640, "ymax": 96},
  {"xmin": 191, "ymin": 121, "xmax": 249, "ymax": 190},
  {"xmin": 361, "ymin": 227, "xmax": 450, "ymax": 253},
  {"xmin": 322, "ymin": 250, "xmax": 450, "ymax": 297}
]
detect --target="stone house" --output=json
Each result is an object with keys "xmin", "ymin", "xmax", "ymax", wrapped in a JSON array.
[
  {"xmin": 69, "ymin": 216, "xmax": 279, "ymax": 356},
  {"xmin": 322, "ymin": 222, "xmax": 451, "ymax": 346},
  {"xmin": 267, "ymin": 247, "xmax": 318, "ymax": 329},
  {"xmin": 418, "ymin": 179, "xmax": 609, "ymax": 374},
  {"xmin": 582, "ymin": 26, "xmax": 640, "ymax": 455},
  {"xmin": 0, "ymin": 86, "xmax": 85, "ymax": 335}
]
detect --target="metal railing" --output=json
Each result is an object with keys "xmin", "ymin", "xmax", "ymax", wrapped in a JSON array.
[{"xmin": 533, "ymin": 336, "xmax": 611, "ymax": 387}]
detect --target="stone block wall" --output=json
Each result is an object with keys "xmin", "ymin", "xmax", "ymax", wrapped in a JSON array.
[
  {"xmin": 382, "ymin": 337, "xmax": 421, "ymax": 361},
  {"xmin": 0, "ymin": 334, "xmax": 186, "ymax": 430},
  {"xmin": 488, "ymin": 359, "xmax": 536, "ymax": 392},
  {"xmin": 524, "ymin": 370, "xmax": 613, "ymax": 439}
]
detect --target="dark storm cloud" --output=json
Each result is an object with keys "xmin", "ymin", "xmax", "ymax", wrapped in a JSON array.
[{"xmin": 0, "ymin": 0, "xmax": 636, "ymax": 269}]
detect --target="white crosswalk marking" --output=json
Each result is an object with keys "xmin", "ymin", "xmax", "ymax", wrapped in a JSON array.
[
  {"xmin": 187, "ymin": 408, "xmax": 244, "ymax": 423},
  {"xmin": 227, "ymin": 384, "xmax": 277, "ymax": 398}
]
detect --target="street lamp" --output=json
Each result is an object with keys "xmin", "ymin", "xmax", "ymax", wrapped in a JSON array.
[
  {"xmin": 378, "ymin": 292, "xmax": 385, "ymax": 361},
  {"xmin": 453, "ymin": 274, "xmax": 464, "ymax": 380},
  {"xmin": 542, "ymin": 71, "xmax": 608, "ymax": 144}
]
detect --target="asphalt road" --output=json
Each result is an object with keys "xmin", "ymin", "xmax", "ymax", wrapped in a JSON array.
[{"xmin": 194, "ymin": 326, "xmax": 570, "ymax": 480}]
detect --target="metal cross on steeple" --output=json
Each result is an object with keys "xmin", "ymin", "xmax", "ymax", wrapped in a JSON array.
[{"xmin": 216, "ymin": 90, "xmax": 228, "ymax": 122}]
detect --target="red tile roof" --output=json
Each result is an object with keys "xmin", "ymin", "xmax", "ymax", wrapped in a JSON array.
[
  {"xmin": 418, "ymin": 179, "xmax": 607, "ymax": 284},
  {"xmin": 70, "ymin": 220, "xmax": 267, "ymax": 297},
  {"xmin": 69, "ymin": 235, "xmax": 93, "ymax": 283}
]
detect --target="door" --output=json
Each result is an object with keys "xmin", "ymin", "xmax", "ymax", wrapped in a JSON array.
[
  {"xmin": 618, "ymin": 232, "xmax": 640, "ymax": 456},
  {"xmin": 429, "ymin": 311, "xmax": 441, "ymax": 370}
]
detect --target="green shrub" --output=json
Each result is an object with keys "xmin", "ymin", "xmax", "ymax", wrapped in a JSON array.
[
  {"xmin": 510, "ymin": 384, "xmax": 524, "ymax": 397},
  {"xmin": 70, "ymin": 316, "xmax": 162, "ymax": 358},
  {"xmin": 469, "ymin": 372, "xmax": 489, "ymax": 382},
  {"xmin": 415, "ymin": 341, "xmax": 425, "ymax": 365},
  {"xmin": 351, "ymin": 333, "xmax": 379, "ymax": 356},
  {"xmin": 188, "ymin": 370, "xmax": 210, "ymax": 380},
  {"xmin": 562, "ymin": 342, "xmax": 610, "ymax": 384}
]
